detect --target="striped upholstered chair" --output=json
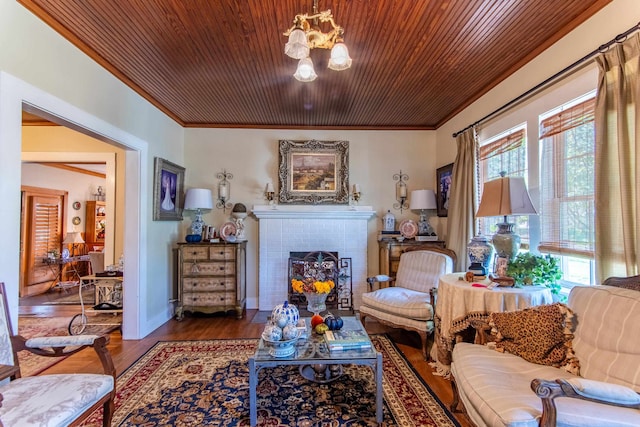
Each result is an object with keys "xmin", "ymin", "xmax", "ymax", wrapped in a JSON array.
[{"xmin": 360, "ymin": 248, "xmax": 455, "ymax": 360}]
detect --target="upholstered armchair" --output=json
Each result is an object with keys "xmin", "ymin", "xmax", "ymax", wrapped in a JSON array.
[
  {"xmin": 359, "ymin": 248, "xmax": 456, "ymax": 360},
  {"xmin": 0, "ymin": 282, "xmax": 116, "ymax": 426}
]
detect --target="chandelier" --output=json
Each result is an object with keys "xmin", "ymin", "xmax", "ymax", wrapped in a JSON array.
[{"xmin": 283, "ymin": 0, "xmax": 352, "ymax": 82}]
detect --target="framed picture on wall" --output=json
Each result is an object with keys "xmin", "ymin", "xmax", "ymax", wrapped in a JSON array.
[
  {"xmin": 436, "ymin": 163, "xmax": 453, "ymax": 217},
  {"xmin": 278, "ymin": 140, "xmax": 349, "ymax": 204},
  {"xmin": 153, "ymin": 157, "xmax": 185, "ymax": 221}
]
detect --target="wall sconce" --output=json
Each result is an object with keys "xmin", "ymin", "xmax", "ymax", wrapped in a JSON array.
[
  {"xmin": 393, "ymin": 170, "xmax": 409, "ymax": 213},
  {"xmin": 264, "ymin": 183, "xmax": 276, "ymax": 208},
  {"xmin": 216, "ymin": 170, "xmax": 233, "ymax": 212},
  {"xmin": 351, "ymin": 183, "xmax": 361, "ymax": 204}
]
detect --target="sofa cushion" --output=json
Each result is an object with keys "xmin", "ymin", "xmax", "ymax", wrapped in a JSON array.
[
  {"xmin": 451, "ymin": 342, "xmax": 640, "ymax": 427},
  {"xmin": 570, "ymin": 285, "xmax": 640, "ymax": 392},
  {"xmin": 488, "ymin": 303, "xmax": 579, "ymax": 374},
  {"xmin": 0, "ymin": 374, "xmax": 113, "ymax": 427},
  {"xmin": 361, "ymin": 287, "xmax": 433, "ymax": 320}
]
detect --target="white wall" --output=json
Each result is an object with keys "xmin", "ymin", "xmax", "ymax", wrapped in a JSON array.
[
  {"xmin": 184, "ymin": 129, "xmax": 438, "ymax": 309},
  {"xmin": 0, "ymin": 0, "xmax": 184, "ymax": 338},
  {"xmin": 21, "ymin": 163, "xmax": 106, "ymax": 233}
]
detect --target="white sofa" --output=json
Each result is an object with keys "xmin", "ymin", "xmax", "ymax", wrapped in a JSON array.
[{"xmin": 450, "ymin": 285, "xmax": 640, "ymax": 427}]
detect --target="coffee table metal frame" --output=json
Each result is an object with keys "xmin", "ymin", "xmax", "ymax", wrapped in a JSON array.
[{"xmin": 248, "ymin": 316, "xmax": 383, "ymax": 426}]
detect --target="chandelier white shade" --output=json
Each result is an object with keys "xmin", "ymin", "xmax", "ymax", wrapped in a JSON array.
[
  {"xmin": 283, "ymin": 1, "xmax": 351, "ymax": 81},
  {"xmin": 284, "ymin": 28, "xmax": 310, "ymax": 59},
  {"xmin": 328, "ymin": 43, "xmax": 352, "ymax": 71},
  {"xmin": 294, "ymin": 57, "xmax": 318, "ymax": 82}
]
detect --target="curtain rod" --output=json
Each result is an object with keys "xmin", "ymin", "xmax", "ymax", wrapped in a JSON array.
[{"xmin": 452, "ymin": 21, "xmax": 640, "ymax": 138}]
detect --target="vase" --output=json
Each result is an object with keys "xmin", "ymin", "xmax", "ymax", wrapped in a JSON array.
[
  {"xmin": 304, "ymin": 292, "xmax": 328, "ymax": 315},
  {"xmin": 467, "ymin": 235, "xmax": 493, "ymax": 275}
]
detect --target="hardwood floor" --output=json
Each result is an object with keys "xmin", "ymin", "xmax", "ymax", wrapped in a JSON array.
[{"xmin": 19, "ymin": 306, "xmax": 472, "ymax": 427}]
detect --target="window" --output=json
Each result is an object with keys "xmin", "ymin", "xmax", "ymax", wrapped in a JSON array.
[
  {"xmin": 538, "ymin": 94, "xmax": 596, "ymax": 285},
  {"xmin": 478, "ymin": 126, "xmax": 529, "ymax": 245}
]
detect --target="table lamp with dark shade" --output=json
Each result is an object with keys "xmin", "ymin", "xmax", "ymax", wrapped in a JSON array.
[{"xmin": 476, "ymin": 173, "xmax": 537, "ymax": 261}]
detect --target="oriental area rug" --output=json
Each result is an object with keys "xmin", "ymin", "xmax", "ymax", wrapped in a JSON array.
[{"xmin": 81, "ymin": 335, "xmax": 460, "ymax": 426}]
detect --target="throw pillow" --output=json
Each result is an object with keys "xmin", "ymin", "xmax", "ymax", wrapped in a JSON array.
[{"xmin": 488, "ymin": 303, "xmax": 580, "ymax": 375}]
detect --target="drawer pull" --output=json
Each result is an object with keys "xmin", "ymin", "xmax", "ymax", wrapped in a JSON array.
[{"xmin": 219, "ymin": 251, "xmax": 224, "ymax": 255}]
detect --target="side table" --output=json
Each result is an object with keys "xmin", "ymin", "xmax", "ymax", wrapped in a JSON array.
[{"xmin": 431, "ymin": 272, "xmax": 553, "ymax": 375}]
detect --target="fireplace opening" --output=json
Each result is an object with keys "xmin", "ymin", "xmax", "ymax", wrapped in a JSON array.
[{"xmin": 288, "ymin": 251, "xmax": 353, "ymax": 314}]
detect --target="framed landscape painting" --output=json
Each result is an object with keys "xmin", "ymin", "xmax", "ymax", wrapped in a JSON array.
[
  {"xmin": 278, "ymin": 140, "xmax": 349, "ymax": 204},
  {"xmin": 436, "ymin": 163, "xmax": 453, "ymax": 217},
  {"xmin": 153, "ymin": 157, "xmax": 185, "ymax": 221}
]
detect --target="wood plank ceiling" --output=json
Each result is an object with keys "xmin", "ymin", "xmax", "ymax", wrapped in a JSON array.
[{"xmin": 18, "ymin": 0, "xmax": 611, "ymax": 129}]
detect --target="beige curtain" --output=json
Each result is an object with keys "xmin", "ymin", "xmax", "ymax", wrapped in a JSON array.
[
  {"xmin": 446, "ymin": 127, "xmax": 479, "ymax": 271},
  {"xmin": 595, "ymin": 33, "xmax": 640, "ymax": 282}
]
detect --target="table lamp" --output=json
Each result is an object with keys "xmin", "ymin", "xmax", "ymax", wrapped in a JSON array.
[
  {"xmin": 476, "ymin": 173, "xmax": 537, "ymax": 261},
  {"xmin": 409, "ymin": 189, "xmax": 438, "ymax": 241},
  {"xmin": 62, "ymin": 231, "xmax": 85, "ymax": 257},
  {"xmin": 184, "ymin": 188, "xmax": 214, "ymax": 237}
]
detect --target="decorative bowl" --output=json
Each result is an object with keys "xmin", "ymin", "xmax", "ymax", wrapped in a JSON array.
[
  {"xmin": 261, "ymin": 329, "xmax": 301, "ymax": 357},
  {"xmin": 185, "ymin": 234, "xmax": 202, "ymax": 243}
]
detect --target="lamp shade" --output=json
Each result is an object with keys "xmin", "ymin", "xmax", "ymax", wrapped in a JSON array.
[
  {"xmin": 62, "ymin": 231, "xmax": 85, "ymax": 244},
  {"xmin": 184, "ymin": 188, "xmax": 213, "ymax": 210},
  {"xmin": 409, "ymin": 189, "xmax": 437, "ymax": 210},
  {"xmin": 328, "ymin": 43, "xmax": 352, "ymax": 71},
  {"xmin": 293, "ymin": 57, "xmax": 317, "ymax": 82},
  {"xmin": 284, "ymin": 28, "xmax": 310, "ymax": 59},
  {"xmin": 476, "ymin": 176, "xmax": 537, "ymax": 217}
]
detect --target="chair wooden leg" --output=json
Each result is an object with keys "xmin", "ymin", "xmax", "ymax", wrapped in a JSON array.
[
  {"xmin": 450, "ymin": 376, "xmax": 462, "ymax": 413},
  {"xmin": 102, "ymin": 397, "xmax": 115, "ymax": 427},
  {"xmin": 360, "ymin": 312, "xmax": 367, "ymax": 324},
  {"xmin": 418, "ymin": 331, "xmax": 428, "ymax": 361}
]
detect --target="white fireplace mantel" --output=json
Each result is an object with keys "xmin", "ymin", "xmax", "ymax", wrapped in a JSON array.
[
  {"xmin": 252, "ymin": 205, "xmax": 376, "ymax": 310},
  {"xmin": 252, "ymin": 205, "xmax": 375, "ymax": 220}
]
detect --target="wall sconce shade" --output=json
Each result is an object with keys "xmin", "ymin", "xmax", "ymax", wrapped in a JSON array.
[
  {"xmin": 476, "ymin": 174, "xmax": 537, "ymax": 260},
  {"xmin": 184, "ymin": 188, "xmax": 213, "ymax": 236}
]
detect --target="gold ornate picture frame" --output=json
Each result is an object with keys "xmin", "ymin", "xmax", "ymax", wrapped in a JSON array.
[
  {"xmin": 278, "ymin": 140, "xmax": 349, "ymax": 204},
  {"xmin": 153, "ymin": 157, "xmax": 185, "ymax": 221}
]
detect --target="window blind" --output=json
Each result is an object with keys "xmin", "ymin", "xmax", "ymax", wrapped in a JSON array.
[{"xmin": 538, "ymin": 97, "xmax": 595, "ymax": 258}]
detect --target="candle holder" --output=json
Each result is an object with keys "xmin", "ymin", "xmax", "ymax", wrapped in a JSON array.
[
  {"xmin": 393, "ymin": 170, "xmax": 409, "ymax": 213},
  {"xmin": 264, "ymin": 183, "xmax": 276, "ymax": 208},
  {"xmin": 216, "ymin": 170, "xmax": 233, "ymax": 212}
]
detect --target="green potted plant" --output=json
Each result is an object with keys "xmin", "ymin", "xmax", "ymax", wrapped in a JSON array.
[{"xmin": 506, "ymin": 252, "xmax": 562, "ymax": 295}]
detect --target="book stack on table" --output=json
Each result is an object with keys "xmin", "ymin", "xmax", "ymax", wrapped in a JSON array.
[{"xmin": 323, "ymin": 329, "xmax": 372, "ymax": 352}]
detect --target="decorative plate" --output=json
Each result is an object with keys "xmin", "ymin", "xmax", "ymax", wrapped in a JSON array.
[
  {"xmin": 61, "ymin": 248, "xmax": 70, "ymax": 259},
  {"xmin": 220, "ymin": 222, "xmax": 237, "ymax": 241},
  {"xmin": 72, "ymin": 216, "xmax": 82, "ymax": 225},
  {"xmin": 72, "ymin": 201, "xmax": 81, "ymax": 210},
  {"xmin": 399, "ymin": 219, "xmax": 418, "ymax": 239}
]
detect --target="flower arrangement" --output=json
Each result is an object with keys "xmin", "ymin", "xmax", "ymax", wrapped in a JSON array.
[{"xmin": 291, "ymin": 277, "xmax": 335, "ymax": 294}]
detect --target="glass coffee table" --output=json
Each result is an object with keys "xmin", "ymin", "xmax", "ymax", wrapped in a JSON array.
[{"xmin": 248, "ymin": 316, "xmax": 383, "ymax": 426}]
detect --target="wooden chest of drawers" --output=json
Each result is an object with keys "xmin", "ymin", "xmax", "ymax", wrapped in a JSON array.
[{"xmin": 176, "ymin": 242, "xmax": 246, "ymax": 319}]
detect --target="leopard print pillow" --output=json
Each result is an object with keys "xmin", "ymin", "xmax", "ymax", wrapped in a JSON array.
[{"xmin": 488, "ymin": 303, "xmax": 580, "ymax": 375}]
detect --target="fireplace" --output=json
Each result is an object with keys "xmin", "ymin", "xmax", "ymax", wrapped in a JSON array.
[
  {"xmin": 288, "ymin": 251, "xmax": 353, "ymax": 312},
  {"xmin": 252, "ymin": 205, "xmax": 375, "ymax": 310}
]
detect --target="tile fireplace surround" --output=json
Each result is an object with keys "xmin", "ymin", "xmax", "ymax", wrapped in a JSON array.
[{"xmin": 252, "ymin": 205, "xmax": 376, "ymax": 310}]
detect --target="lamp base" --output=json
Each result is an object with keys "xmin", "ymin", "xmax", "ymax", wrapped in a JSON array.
[
  {"xmin": 190, "ymin": 209, "xmax": 204, "ymax": 236},
  {"xmin": 492, "ymin": 223, "xmax": 520, "ymax": 261}
]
